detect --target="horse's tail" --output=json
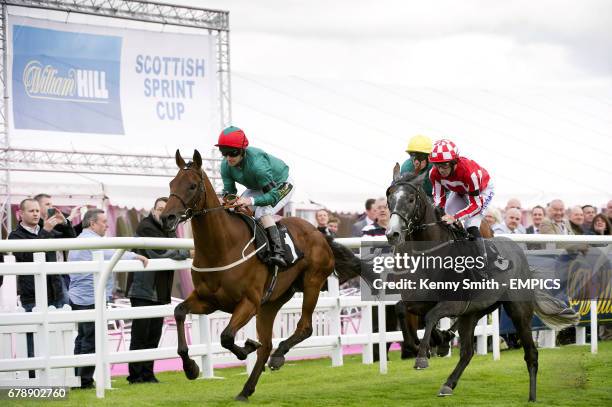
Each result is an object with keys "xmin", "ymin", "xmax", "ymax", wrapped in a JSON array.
[
  {"xmin": 325, "ymin": 235, "xmax": 363, "ymax": 283},
  {"xmin": 533, "ymin": 288, "xmax": 580, "ymax": 330}
]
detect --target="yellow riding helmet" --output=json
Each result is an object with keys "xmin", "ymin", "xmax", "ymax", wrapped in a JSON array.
[{"xmin": 405, "ymin": 134, "xmax": 433, "ymax": 154}]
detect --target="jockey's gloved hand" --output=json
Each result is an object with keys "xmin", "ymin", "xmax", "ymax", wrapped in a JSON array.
[
  {"xmin": 222, "ymin": 193, "xmax": 238, "ymax": 205},
  {"xmin": 441, "ymin": 214, "xmax": 456, "ymax": 225}
]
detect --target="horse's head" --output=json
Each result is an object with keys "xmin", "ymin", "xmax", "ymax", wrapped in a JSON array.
[
  {"xmin": 161, "ymin": 149, "xmax": 206, "ymax": 232},
  {"xmin": 385, "ymin": 163, "xmax": 428, "ymax": 245}
]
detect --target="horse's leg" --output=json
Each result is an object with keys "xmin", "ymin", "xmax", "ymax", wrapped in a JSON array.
[
  {"xmin": 414, "ymin": 302, "xmax": 463, "ymax": 369},
  {"xmin": 504, "ymin": 302, "xmax": 538, "ymax": 402},
  {"xmin": 175, "ymin": 291, "xmax": 215, "ymax": 380},
  {"xmin": 235, "ymin": 290, "xmax": 293, "ymax": 402},
  {"xmin": 220, "ymin": 298, "xmax": 260, "ymax": 361},
  {"xmin": 268, "ymin": 272, "xmax": 326, "ymax": 370},
  {"xmin": 396, "ymin": 303, "xmax": 419, "ymax": 359},
  {"xmin": 438, "ymin": 315, "xmax": 478, "ymax": 396}
]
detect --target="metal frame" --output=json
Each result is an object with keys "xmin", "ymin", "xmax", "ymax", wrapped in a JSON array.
[{"xmin": 0, "ymin": 0, "xmax": 232, "ymax": 236}]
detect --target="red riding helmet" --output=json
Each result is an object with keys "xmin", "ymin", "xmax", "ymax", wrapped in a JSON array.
[
  {"xmin": 215, "ymin": 126, "xmax": 249, "ymax": 149},
  {"xmin": 429, "ymin": 139, "xmax": 459, "ymax": 163}
]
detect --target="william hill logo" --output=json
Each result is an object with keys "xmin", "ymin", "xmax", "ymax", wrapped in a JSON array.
[{"xmin": 23, "ymin": 60, "xmax": 109, "ymax": 102}]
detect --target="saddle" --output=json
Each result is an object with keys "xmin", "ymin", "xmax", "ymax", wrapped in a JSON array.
[{"xmin": 231, "ymin": 212, "xmax": 304, "ymax": 270}]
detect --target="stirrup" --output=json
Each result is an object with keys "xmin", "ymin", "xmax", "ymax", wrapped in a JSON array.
[{"xmin": 268, "ymin": 253, "xmax": 287, "ymax": 268}]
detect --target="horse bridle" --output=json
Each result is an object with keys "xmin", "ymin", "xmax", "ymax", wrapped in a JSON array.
[
  {"xmin": 169, "ymin": 165, "xmax": 226, "ymax": 222},
  {"xmin": 386, "ymin": 180, "xmax": 443, "ymax": 237}
]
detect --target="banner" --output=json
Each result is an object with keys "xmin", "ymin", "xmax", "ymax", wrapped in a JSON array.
[{"xmin": 7, "ymin": 16, "xmax": 218, "ymax": 151}]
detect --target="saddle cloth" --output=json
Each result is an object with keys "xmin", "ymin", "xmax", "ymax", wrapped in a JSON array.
[{"xmin": 232, "ymin": 212, "xmax": 304, "ymax": 269}]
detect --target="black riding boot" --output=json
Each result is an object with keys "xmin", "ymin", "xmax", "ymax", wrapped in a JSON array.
[
  {"xmin": 266, "ymin": 225, "xmax": 287, "ymax": 268},
  {"xmin": 467, "ymin": 226, "xmax": 510, "ymax": 271}
]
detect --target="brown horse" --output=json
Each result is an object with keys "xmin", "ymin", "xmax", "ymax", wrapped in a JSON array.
[{"xmin": 161, "ymin": 150, "xmax": 362, "ymax": 402}]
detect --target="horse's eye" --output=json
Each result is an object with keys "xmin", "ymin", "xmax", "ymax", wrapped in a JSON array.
[{"xmin": 189, "ymin": 183, "xmax": 197, "ymax": 190}]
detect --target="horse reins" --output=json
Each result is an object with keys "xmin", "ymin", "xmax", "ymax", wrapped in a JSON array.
[
  {"xmin": 170, "ymin": 166, "xmax": 239, "ymax": 223},
  {"xmin": 171, "ymin": 165, "xmax": 267, "ymax": 273}
]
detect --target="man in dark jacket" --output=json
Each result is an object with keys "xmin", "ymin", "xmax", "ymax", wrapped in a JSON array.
[
  {"xmin": 34, "ymin": 194, "xmax": 77, "ymax": 306},
  {"xmin": 126, "ymin": 197, "xmax": 189, "ymax": 384},
  {"xmin": 8, "ymin": 198, "xmax": 66, "ymax": 378}
]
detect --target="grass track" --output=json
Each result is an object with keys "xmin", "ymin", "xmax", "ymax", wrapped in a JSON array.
[{"xmin": 7, "ymin": 341, "xmax": 612, "ymax": 406}]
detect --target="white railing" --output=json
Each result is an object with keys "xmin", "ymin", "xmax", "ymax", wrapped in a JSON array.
[{"xmin": 0, "ymin": 234, "xmax": 609, "ymax": 398}]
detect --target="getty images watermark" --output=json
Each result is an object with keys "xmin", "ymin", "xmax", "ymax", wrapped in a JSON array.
[{"xmin": 357, "ymin": 240, "xmax": 592, "ymax": 302}]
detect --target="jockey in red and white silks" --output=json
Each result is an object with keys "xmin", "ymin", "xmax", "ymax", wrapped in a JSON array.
[{"xmin": 428, "ymin": 139, "xmax": 494, "ymax": 231}]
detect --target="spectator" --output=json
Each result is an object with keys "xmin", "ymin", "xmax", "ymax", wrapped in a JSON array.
[
  {"xmin": 606, "ymin": 200, "xmax": 612, "ymax": 223},
  {"xmin": 539, "ymin": 201, "xmax": 582, "ymax": 345},
  {"xmin": 327, "ymin": 217, "xmax": 340, "ymax": 237},
  {"xmin": 484, "ymin": 207, "xmax": 502, "ymax": 230},
  {"xmin": 351, "ymin": 198, "xmax": 376, "ymax": 236},
  {"xmin": 362, "ymin": 198, "xmax": 389, "ymax": 236},
  {"xmin": 568, "ymin": 206, "xmax": 584, "ymax": 235},
  {"xmin": 581, "ymin": 205, "xmax": 597, "ymax": 234},
  {"xmin": 68, "ymin": 209, "xmax": 148, "ymax": 389},
  {"xmin": 34, "ymin": 193, "xmax": 78, "ymax": 306},
  {"xmin": 34, "ymin": 193, "xmax": 80, "ymax": 238},
  {"xmin": 526, "ymin": 206, "xmax": 545, "ymax": 234},
  {"xmin": 492, "ymin": 208, "xmax": 522, "ymax": 234},
  {"xmin": 504, "ymin": 198, "xmax": 526, "ymax": 233},
  {"xmin": 315, "ymin": 209, "xmax": 330, "ymax": 235},
  {"xmin": 352, "ymin": 198, "xmax": 376, "ymax": 237},
  {"xmin": 540, "ymin": 199, "xmax": 571, "ymax": 235},
  {"xmin": 589, "ymin": 214, "xmax": 611, "ymax": 236},
  {"xmin": 8, "ymin": 198, "xmax": 66, "ymax": 378},
  {"xmin": 126, "ymin": 197, "xmax": 189, "ymax": 384}
]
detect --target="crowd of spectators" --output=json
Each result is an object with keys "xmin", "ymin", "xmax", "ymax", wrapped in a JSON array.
[
  {"xmin": 483, "ymin": 198, "xmax": 612, "ymax": 238},
  {"xmin": 0, "ymin": 194, "xmax": 189, "ymax": 388}
]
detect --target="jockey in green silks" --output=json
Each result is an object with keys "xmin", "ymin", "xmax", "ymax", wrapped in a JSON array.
[{"xmin": 216, "ymin": 126, "xmax": 295, "ymax": 268}]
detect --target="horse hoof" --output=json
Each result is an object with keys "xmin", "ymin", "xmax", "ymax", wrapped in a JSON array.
[
  {"xmin": 414, "ymin": 357, "xmax": 429, "ymax": 370},
  {"xmin": 438, "ymin": 385, "xmax": 453, "ymax": 397},
  {"xmin": 268, "ymin": 355, "xmax": 285, "ymax": 371},
  {"xmin": 235, "ymin": 394, "xmax": 249, "ymax": 402},
  {"xmin": 245, "ymin": 339, "xmax": 262, "ymax": 352},
  {"xmin": 183, "ymin": 359, "xmax": 200, "ymax": 380}
]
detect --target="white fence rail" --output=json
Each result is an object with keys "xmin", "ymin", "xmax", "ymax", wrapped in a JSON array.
[{"xmin": 0, "ymin": 235, "xmax": 609, "ymax": 398}]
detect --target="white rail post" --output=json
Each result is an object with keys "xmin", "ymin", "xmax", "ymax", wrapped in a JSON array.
[
  {"xmin": 245, "ymin": 318, "xmax": 257, "ymax": 373},
  {"xmin": 575, "ymin": 326, "xmax": 586, "ymax": 345},
  {"xmin": 328, "ymin": 276, "xmax": 343, "ymax": 367},
  {"xmin": 95, "ymin": 249, "xmax": 124, "ymax": 399},
  {"xmin": 33, "ymin": 252, "xmax": 50, "ymax": 386},
  {"xmin": 540, "ymin": 329, "xmax": 556, "ymax": 348},
  {"xmin": 199, "ymin": 314, "xmax": 215, "ymax": 378},
  {"xmin": 476, "ymin": 315, "xmax": 487, "ymax": 355},
  {"xmin": 590, "ymin": 300, "xmax": 597, "ymax": 354},
  {"xmin": 377, "ymin": 302, "xmax": 387, "ymax": 374},
  {"xmin": 492, "ymin": 310, "xmax": 500, "ymax": 360},
  {"xmin": 362, "ymin": 304, "xmax": 373, "ymax": 364}
]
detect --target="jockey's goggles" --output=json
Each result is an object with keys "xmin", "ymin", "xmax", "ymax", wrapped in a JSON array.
[
  {"xmin": 219, "ymin": 147, "xmax": 242, "ymax": 157},
  {"xmin": 409, "ymin": 152, "xmax": 429, "ymax": 161},
  {"xmin": 433, "ymin": 161, "xmax": 452, "ymax": 169}
]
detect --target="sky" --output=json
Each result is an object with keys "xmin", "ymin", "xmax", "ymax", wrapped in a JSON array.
[{"xmin": 8, "ymin": 0, "xmax": 612, "ymax": 211}]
